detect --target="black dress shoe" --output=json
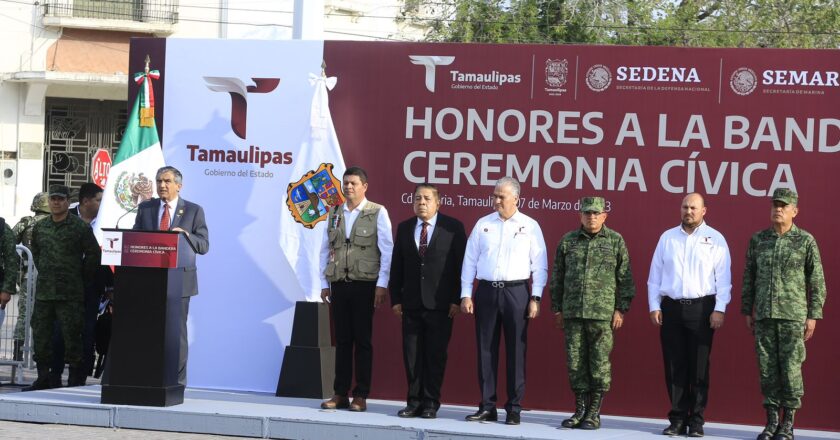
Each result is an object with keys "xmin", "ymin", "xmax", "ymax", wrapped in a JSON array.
[
  {"xmin": 663, "ymin": 421, "xmax": 686, "ymax": 436},
  {"xmin": 505, "ymin": 412, "xmax": 521, "ymax": 425},
  {"xmin": 398, "ymin": 405, "xmax": 422, "ymax": 418},
  {"xmin": 688, "ymin": 422, "xmax": 704, "ymax": 437},
  {"xmin": 465, "ymin": 408, "xmax": 498, "ymax": 422},
  {"xmin": 420, "ymin": 408, "xmax": 437, "ymax": 419}
]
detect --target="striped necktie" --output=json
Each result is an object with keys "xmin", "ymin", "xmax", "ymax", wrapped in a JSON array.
[{"xmin": 419, "ymin": 222, "xmax": 429, "ymax": 257}]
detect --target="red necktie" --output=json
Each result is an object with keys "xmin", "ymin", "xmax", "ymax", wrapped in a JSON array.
[
  {"xmin": 160, "ymin": 204, "xmax": 170, "ymax": 230},
  {"xmin": 419, "ymin": 222, "xmax": 429, "ymax": 258}
]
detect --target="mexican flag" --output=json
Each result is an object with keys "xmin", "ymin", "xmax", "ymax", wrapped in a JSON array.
[{"xmin": 93, "ymin": 69, "xmax": 166, "ymax": 244}]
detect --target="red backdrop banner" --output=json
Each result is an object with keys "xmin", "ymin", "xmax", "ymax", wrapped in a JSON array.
[{"xmin": 323, "ymin": 42, "xmax": 839, "ymax": 430}]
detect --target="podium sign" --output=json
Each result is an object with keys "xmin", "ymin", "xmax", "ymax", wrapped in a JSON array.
[
  {"xmin": 102, "ymin": 229, "xmax": 192, "ymax": 268},
  {"xmin": 100, "ymin": 228, "xmax": 192, "ymax": 407}
]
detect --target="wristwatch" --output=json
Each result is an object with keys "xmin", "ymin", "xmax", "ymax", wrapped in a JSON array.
[{"xmin": 530, "ymin": 295, "xmax": 541, "ymax": 303}]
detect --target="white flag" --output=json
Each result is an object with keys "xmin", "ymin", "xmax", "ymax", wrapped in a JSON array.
[{"xmin": 279, "ymin": 74, "xmax": 346, "ymax": 302}]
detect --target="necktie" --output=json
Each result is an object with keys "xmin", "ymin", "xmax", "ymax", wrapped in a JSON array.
[
  {"xmin": 160, "ymin": 204, "xmax": 170, "ymax": 230},
  {"xmin": 419, "ymin": 222, "xmax": 429, "ymax": 258}
]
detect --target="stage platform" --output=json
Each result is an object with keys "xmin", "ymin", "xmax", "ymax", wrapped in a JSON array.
[{"xmin": 0, "ymin": 387, "xmax": 836, "ymax": 440}]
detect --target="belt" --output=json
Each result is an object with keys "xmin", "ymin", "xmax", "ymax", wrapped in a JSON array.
[
  {"xmin": 664, "ymin": 295, "xmax": 715, "ymax": 305},
  {"xmin": 478, "ymin": 279, "xmax": 528, "ymax": 289},
  {"xmin": 332, "ymin": 279, "xmax": 375, "ymax": 284}
]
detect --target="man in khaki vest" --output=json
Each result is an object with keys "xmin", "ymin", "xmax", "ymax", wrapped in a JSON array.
[{"xmin": 320, "ymin": 166, "xmax": 393, "ymax": 412}]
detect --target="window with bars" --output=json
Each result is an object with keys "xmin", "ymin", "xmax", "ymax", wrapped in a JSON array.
[{"xmin": 43, "ymin": 98, "xmax": 127, "ymax": 193}]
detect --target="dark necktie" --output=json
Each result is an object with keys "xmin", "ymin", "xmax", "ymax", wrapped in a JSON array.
[
  {"xmin": 160, "ymin": 204, "xmax": 170, "ymax": 230},
  {"xmin": 419, "ymin": 222, "xmax": 429, "ymax": 258}
]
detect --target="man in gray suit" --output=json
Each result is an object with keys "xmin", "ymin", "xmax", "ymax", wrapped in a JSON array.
[{"xmin": 133, "ymin": 166, "xmax": 209, "ymax": 385}]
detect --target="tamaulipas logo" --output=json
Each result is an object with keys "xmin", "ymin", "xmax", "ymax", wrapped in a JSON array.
[
  {"xmin": 203, "ymin": 77, "xmax": 281, "ymax": 138},
  {"xmin": 409, "ymin": 55, "xmax": 455, "ymax": 92},
  {"xmin": 286, "ymin": 163, "xmax": 345, "ymax": 229}
]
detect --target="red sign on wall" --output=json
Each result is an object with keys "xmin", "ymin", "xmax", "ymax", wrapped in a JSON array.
[{"xmin": 91, "ymin": 149, "xmax": 112, "ymax": 188}]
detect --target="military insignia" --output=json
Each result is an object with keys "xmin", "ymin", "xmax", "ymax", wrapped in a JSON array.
[
  {"xmin": 113, "ymin": 171, "xmax": 154, "ymax": 211},
  {"xmin": 286, "ymin": 163, "xmax": 345, "ymax": 229}
]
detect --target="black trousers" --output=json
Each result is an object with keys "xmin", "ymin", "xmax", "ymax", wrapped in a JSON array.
[
  {"xmin": 330, "ymin": 280, "xmax": 376, "ymax": 398},
  {"xmin": 474, "ymin": 281, "xmax": 530, "ymax": 414},
  {"xmin": 179, "ymin": 297, "xmax": 190, "ymax": 386},
  {"xmin": 402, "ymin": 308, "xmax": 453, "ymax": 410},
  {"xmin": 660, "ymin": 295, "xmax": 716, "ymax": 424}
]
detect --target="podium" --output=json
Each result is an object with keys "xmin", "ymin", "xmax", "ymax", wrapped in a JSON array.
[{"xmin": 99, "ymin": 228, "xmax": 195, "ymax": 406}]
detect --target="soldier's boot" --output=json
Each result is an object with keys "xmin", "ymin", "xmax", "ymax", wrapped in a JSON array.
[
  {"xmin": 561, "ymin": 392, "xmax": 589, "ymax": 428},
  {"xmin": 12, "ymin": 340, "xmax": 23, "ymax": 361},
  {"xmin": 579, "ymin": 391, "xmax": 604, "ymax": 430},
  {"xmin": 772, "ymin": 408, "xmax": 795, "ymax": 440},
  {"xmin": 22, "ymin": 365, "xmax": 52, "ymax": 391},
  {"xmin": 67, "ymin": 366, "xmax": 86, "ymax": 387},
  {"xmin": 757, "ymin": 405, "xmax": 780, "ymax": 440}
]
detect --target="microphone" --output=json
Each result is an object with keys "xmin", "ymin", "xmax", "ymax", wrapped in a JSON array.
[{"xmin": 116, "ymin": 206, "xmax": 138, "ymax": 229}]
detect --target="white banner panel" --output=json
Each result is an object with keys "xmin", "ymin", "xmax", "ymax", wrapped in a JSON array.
[{"xmin": 162, "ymin": 39, "xmax": 331, "ymax": 392}]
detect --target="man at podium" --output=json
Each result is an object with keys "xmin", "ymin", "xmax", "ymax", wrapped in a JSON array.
[{"xmin": 133, "ymin": 166, "xmax": 209, "ymax": 386}]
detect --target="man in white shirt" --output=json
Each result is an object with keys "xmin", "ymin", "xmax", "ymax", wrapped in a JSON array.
[
  {"xmin": 319, "ymin": 166, "xmax": 393, "ymax": 413},
  {"xmin": 461, "ymin": 177, "xmax": 548, "ymax": 426},
  {"xmin": 647, "ymin": 193, "xmax": 731, "ymax": 437}
]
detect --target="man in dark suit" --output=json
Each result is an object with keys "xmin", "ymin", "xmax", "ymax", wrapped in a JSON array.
[
  {"xmin": 133, "ymin": 166, "xmax": 209, "ymax": 385},
  {"xmin": 389, "ymin": 183, "xmax": 467, "ymax": 419}
]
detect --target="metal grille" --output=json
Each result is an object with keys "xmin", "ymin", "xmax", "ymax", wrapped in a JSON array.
[
  {"xmin": 43, "ymin": 98, "xmax": 127, "ymax": 192},
  {"xmin": 42, "ymin": 0, "xmax": 179, "ymax": 24}
]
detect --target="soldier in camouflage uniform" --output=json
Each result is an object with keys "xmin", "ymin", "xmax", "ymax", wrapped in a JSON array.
[
  {"xmin": 1, "ymin": 217, "xmax": 20, "ymax": 318},
  {"xmin": 741, "ymin": 188, "xmax": 826, "ymax": 440},
  {"xmin": 23, "ymin": 185, "xmax": 100, "ymax": 390},
  {"xmin": 11, "ymin": 192, "xmax": 50, "ymax": 360},
  {"xmin": 550, "ymin": 197, "xmax": 634, "ymax": 430}
]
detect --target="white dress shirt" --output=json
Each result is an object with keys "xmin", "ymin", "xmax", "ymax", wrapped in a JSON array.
[
  {"xmin": 647, "ymin": 221, "xmax": 732, "ymax": 313},
  {"xmin": 414, "ymin": 214, "xmax": 437, "ymax": 249},
  {"xmin": 158, "ymin": 197, "xmax": 178, "ymax": 230},
  {"xmin": 319, "ymin": 198, "xmax": 394, "ymax": 289},
  {"xmin": 460, "ymin": 210, "xmax": 548, "ymax": 299}
]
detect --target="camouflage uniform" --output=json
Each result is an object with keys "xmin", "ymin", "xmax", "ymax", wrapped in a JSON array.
[
  {"xmin": 12, "ymin": 192, "xmax": 50, "ymax": 341},
  {"xmin": 741, "ymin": 224, "xmax": 825, "ymax": 409},
  {"xmin": 1, "ymin": 221, "xmax": 19, "ymax": 295},
  {"xmin": 30, "ymin": 213, "xmax": 101, "ymax": 369},
  {"xmin": 551, "ymin": 224, "xmax": 634, "ymax": 392}
]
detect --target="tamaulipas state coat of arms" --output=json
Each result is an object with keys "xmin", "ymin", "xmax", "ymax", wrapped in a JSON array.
[{"xmin": 286, "ymin": 163, "xmax": 345, "ymax": 229}]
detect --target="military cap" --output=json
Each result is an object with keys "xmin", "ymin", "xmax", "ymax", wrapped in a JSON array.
[
  {"xmin": 772, "ymin": 188, "xmax": 798, "ymax": 205},
  {"xmin": 580, "ymin": 196, "xmax": 606, "ymax": 213},
  {"xmin": 48, "ymin": 184, "xmax": 70, "ymax": 198}
]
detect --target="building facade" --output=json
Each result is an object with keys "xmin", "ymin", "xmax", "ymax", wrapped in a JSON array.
[{"xmin": 0, "ymin": 0, "xmax": 427, "ymax": 222}]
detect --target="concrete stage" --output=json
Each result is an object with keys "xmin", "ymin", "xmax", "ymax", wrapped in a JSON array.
[{"xmin": 0, "ymin": 387, "xmax": 837, "ymax": 440}]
